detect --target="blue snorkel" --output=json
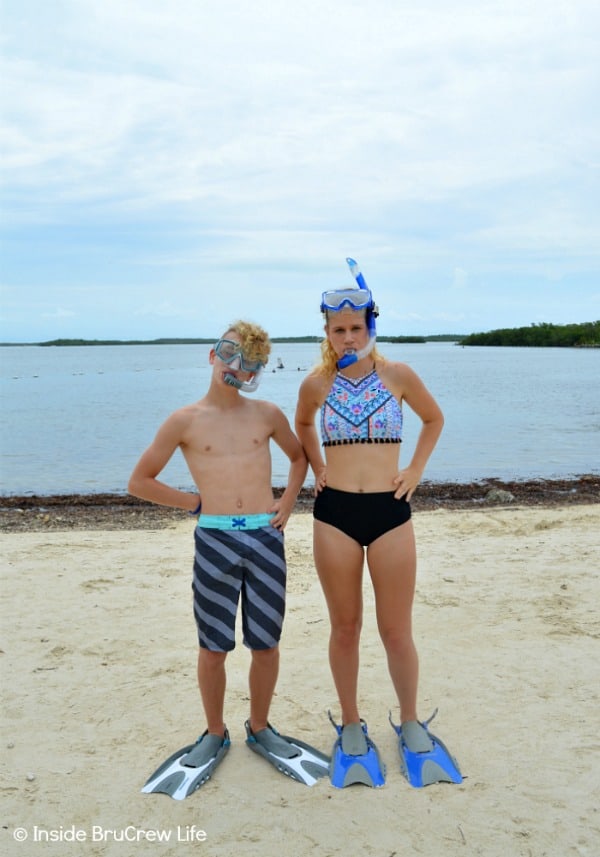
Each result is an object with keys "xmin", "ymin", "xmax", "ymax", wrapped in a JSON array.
[{"xmin": 336, "ymin": 258, "xmax": 378, "ymax": 370}]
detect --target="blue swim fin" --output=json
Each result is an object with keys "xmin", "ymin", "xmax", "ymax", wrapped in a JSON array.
[
  {"xmin": 389, "ymin": 710, "xmax": 462, "ymax": 787},
  {"xmin": 328, "ymin": 711, "xmax": 386, "ymax": 788}
]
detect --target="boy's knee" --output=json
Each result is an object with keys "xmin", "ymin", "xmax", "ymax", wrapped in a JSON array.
[
  {"xmin": 250, "ymin": 645, "xmax": 279, "ymax": 662},
  {"xmin": 198, "ymin": 648, "xmax": 227, "ymax": 668}
]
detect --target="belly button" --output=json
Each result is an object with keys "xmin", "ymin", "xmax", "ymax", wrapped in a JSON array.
[{"xmin": 236, "ymin": 498, "xmax": 243, "ymax": 509}]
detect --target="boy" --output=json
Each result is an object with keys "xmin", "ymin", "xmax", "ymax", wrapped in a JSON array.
[{"xmin": 129, "ymin": 321, "xmax": 328, "ymax": 798}]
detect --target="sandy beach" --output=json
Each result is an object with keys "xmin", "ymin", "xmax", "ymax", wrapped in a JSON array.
[{"xmin": 1, "ymin": 499, "xmax": 599, "ymax": 857}]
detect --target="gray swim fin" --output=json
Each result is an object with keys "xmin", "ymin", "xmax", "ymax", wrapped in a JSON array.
[
  {"xmin": 141, "ymin": 729, "xmax": 230, "ymax": 800},
  {"xmin": 389, "ymin": 709, "xmax": 463, "ymax": 787},
  {"xmin": 328, "ymin": 711, "xmax": 386, "ymax": 788},
  {"xmin": 244, "ymin": 720, "xmax": 330, "ymax": 786}
]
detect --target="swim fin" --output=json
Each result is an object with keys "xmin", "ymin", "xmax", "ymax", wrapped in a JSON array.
[
  {"xmin": 244, "ymin": 720, "xmax": 330, "ymax": 786},
  {"xmin": 389, "ymin": 709, "xmax": 463, "ymax": 787},
  {"xmin": 141, "ymin": 729, "xmax": 230, "ymax": 800},
  {"xmin": 328, "ymin": 711, "xmax": 386, "ymax": 788}
]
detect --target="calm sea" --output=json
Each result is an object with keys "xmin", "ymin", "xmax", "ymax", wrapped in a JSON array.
[{"xmin": 0, "ymin": 343, "xmax": 598, "ymax": 496}]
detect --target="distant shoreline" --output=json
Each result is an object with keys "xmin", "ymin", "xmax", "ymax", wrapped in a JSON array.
[
  {"xmin": 2, "ymin": 321, "xmax": 597, "ymax": 347},
  {"xmin": 1, "ymin": 475, "xmax": 598, "ymax": 532},
  {"xmin": 0, "ymin": 335, "xmax": 459, "ymax": 346}
]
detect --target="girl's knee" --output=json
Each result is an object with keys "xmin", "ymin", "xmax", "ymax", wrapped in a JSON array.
[
  {"xmin": 332, "ymin": 620, "xmax": 362, "ymax": 649},
  {"xmin": 380, "ymin": 627, "xmax": 414, "ymax": 656}
]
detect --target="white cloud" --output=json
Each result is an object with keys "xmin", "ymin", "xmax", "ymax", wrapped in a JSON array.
[
  {"xmin": 41, "ymin": 307, "xmax": 76, "ymax": 319},
  {"xmin": 1, "ymin": 0, "xmax": 598, "ymax": 339}
]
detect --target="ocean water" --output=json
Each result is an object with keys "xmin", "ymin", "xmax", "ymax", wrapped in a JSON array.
[{"xmin": 1, "ymin": 342, "xmax": 598, "ymax": 495}]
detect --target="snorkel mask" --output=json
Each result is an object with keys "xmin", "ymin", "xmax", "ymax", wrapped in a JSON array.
[
  {"xmin": 321, "ymin": 257, "xmax": 379, "ymax": 369},
  {"xmin": 214, "ymin": 338, "xmax": 265, "ymax": 393}
]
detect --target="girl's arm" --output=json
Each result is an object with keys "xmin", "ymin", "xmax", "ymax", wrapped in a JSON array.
[
  {"xmin": 295, "ymin": 374, "xmax": 328, "ymax": 492},
  {"xmin": 383, "ymin": 362, "xmax": 444, "ymax": 501}
]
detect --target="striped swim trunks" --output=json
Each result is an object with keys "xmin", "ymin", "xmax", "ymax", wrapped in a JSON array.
[{"xmin": 192, "ymin": 516, "xmax": 286, "ymax": 652}]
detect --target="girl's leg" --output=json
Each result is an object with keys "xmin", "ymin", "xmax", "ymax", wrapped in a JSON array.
[
  {"xmin": 314, "ymin": 520, "xmax": 365, "ymax": 724},
  {"xmin": 366, "ymin": 520, "xmax": 419, "ymax": 722}
]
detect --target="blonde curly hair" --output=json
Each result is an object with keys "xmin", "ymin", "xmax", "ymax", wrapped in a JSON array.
[{"xmin": 224, "ymin": 320, "xmax": 271, "ymax": 366}]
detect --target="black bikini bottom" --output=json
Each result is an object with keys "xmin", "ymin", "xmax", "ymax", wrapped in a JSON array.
[{"xmin": 313, "ymin": 486, "xmax": 411, "ymax": 547}]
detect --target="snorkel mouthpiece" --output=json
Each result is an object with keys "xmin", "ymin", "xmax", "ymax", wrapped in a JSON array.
[
  {"xmin": 224, "ymin": 369, "xmax": 262, "ymax": 393},
  {"xmin": 335, "ymin": 257, "xmax": 378, "ymax": 369}
]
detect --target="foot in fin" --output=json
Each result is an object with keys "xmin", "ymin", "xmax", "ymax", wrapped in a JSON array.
[
  {"xmin": 141, "ymin": 729, "xmax": 230, "ymax": 800},
  {"xmin": 389, "ymin": 709, "xmax": 463, "ymax": 787},
  {"xmin": 244, "ymin": 720, "xmax": 330, "ymax": 786},
  {"xmin": 328, "ymin": 711, "xmax": 386, "ymax": 788}
]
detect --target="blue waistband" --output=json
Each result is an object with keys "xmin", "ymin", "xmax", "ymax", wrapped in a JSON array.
[{"xmin": 197, "ymin": 513, "xmax": 273, "ymax": 531}]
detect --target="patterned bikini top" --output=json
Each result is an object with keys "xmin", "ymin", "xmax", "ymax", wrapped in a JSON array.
[{"xmin": 320, "ymin": 369, "xmax": 403, "ymax": 446}]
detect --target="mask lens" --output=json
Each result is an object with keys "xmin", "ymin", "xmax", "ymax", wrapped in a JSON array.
[
  {"xmin": 215, "ymin": 340, "xmax": 238, "ymax": 362},
  {"xmin": 239, "ymin": 356, "xmax": 263, "ymax": 372},
  {"xmin": 215, "ymin": 339, "xmax": 263, "ymax": 373},
  {"xmin": 321, "ymin": 289, "xmax": 373, "ymax": 311}
]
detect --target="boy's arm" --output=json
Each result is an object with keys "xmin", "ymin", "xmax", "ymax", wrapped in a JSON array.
[
  {"xmin": 127, "ymin": 411, "xmax": 201, "ymax": 513},
  {"xmin": 268, "ymin": 406, "xmax": 308, "ymax": 530}
]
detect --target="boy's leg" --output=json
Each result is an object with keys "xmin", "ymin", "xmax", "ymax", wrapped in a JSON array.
[
  {"xmin": 248, "ymin": 646, "xmax": 279, "ymax": 732},
  {"xmin": 193, "ymin": 526, "xmax": 243, "ymax": 738},
  {"xmin": 231, "ymin": 526, "xmax": 285, "ymax": 731},
  {"xmin": 197, "ymin": 648, "xmax": 228, "ymax": 736}
]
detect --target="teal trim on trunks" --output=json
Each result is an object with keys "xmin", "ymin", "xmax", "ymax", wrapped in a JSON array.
[{"xmin": 197, "ymin": 513, "xmax": 273, "ymax": 531}]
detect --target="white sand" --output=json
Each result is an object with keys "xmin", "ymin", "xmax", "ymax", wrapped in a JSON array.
[{"xmin": 1, "ymin": 505, "xmax": 599, "ymax": 857}]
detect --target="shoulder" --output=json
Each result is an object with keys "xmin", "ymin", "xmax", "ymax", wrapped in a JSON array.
[
  {"xmin": 152, "ymin": 402, "xmax": 200, "ymax": 444},
  {"xmin": 249, "ymin": 397, "xmax": 287, "ymax": 423},
  {"xmin": 254, "ymin": 397, "xmax": 281, "ymax": 416},
  {"xmin": 375, "ymin": 360, "xmax": 415, "ymax": 378},
  {"xmin": 181, "ymin": 399, "xmax": 211, "ymax": 423},
  {"xmin": 164, "ymin": 401, "xmax": 201, "ymax": 425},
  {"xmin": 299, "ymin": 369, "xmax": 335, "ymax": 398},
  {"xmin": 376, "ymin": 359, "xmax": 420, "ymax": 395},
  {"xmin": 248, "ymin": 399, "xmax": 295, "ymax": 435}
]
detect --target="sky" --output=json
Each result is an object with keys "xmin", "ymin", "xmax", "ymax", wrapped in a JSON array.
[{"xmin": 1, "ymin": 0, "xmax": 599, "ymax": 342}]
